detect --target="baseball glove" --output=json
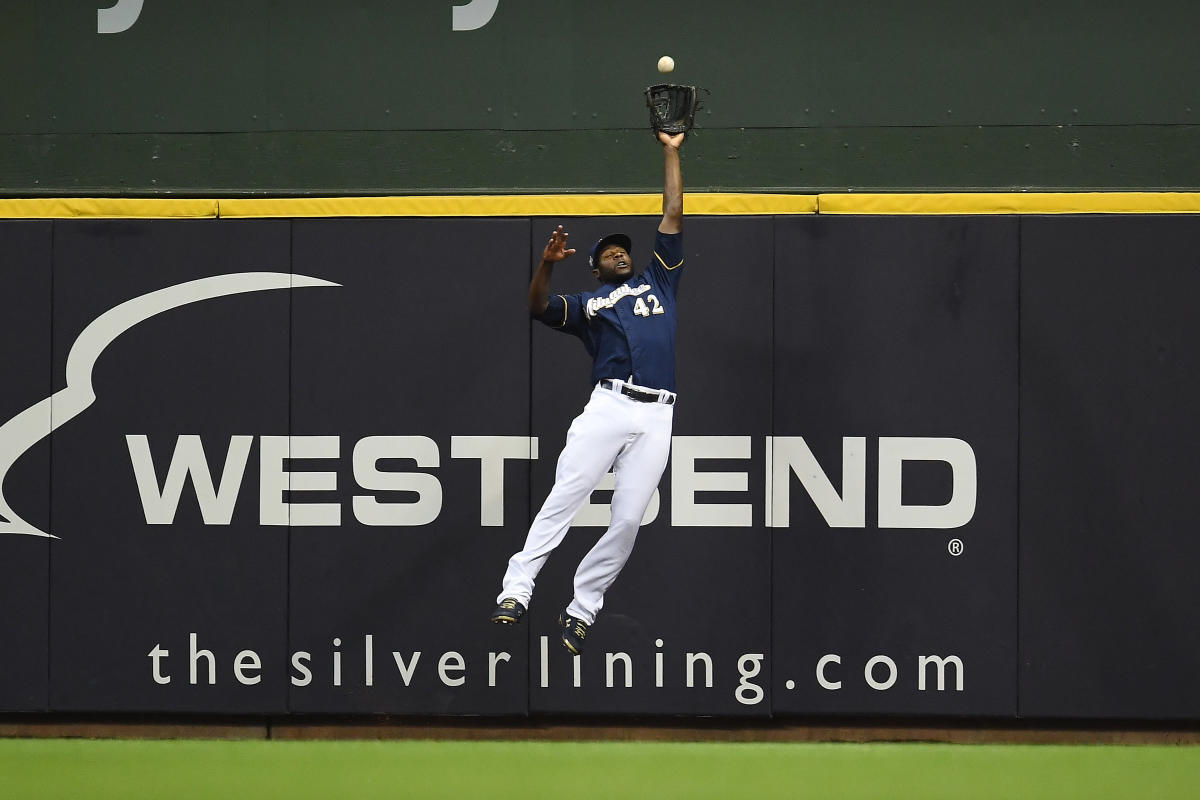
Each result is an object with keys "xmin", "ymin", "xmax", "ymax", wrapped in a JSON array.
[{"xmin": 644, "ymin": 83, "xmax": 701, "ymax": 136}]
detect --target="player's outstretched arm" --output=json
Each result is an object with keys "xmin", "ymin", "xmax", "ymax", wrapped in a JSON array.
[
  {"xmin": 528, "ymin": 225, "xmax": 576, "ymax": 314},
  {"xmin": 658, "ymin": 131, "xmax": 684, "ymax": 234}
]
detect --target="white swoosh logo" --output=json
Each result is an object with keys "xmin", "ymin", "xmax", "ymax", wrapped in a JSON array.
[{"xmin": 0, "ymin": 272, "xmax": 340, "ymax": 539}]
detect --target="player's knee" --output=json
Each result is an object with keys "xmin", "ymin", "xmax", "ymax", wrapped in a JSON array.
[
  {"xmin": 611, "ymin": 501, "xmax": 653, "ymax": 527},
  {"xmin": 606, "ymin": 509, "xmax": 635, "ymax": 527}
]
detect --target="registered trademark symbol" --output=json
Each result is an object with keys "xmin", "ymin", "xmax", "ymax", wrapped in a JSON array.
[{"xmin": 947, "ymin": 538, "xmax": 964, "ymax": 557}]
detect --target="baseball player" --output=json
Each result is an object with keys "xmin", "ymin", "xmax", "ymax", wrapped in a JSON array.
[{"xmin": 491, "ymin": 130, "xmax": 686, "ymax": 655}]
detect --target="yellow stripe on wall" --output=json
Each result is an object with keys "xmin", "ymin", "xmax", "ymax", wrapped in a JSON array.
[
  {"xmin": 216, "ymin": 193, "xmax": 819, "ymax": 218},
  {"xmin": 2, "ymin": 193, "xmax": 1200, "ymax": 219},
  {"xmin": 0, "ymin": 198, "xmax": 219, "ymax": 219},
  {"xmin": 816, "ymin": 192, "xmax": 1200, "ymax": 215}
]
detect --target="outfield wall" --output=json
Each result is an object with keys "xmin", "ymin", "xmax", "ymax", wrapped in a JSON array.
[
  {"xmin": 2, "ymin": 199, "xmax": 1199, "ymax": 720},
  {"xmin": 3, "ymin": 2, "xmax": 1199, "ymax": 194}
]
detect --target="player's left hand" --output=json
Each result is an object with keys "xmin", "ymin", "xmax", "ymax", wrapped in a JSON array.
[
  {"xmin": 541, "ymin": 225, "xmax": 577, "ymax": 263},
  {"xmin": 657, "ymin": 131, "xmax": 685, "ymax": 149}
]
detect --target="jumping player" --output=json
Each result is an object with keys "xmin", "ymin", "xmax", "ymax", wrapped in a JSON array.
[{"xmin": 491, "ymin": 130, "xmax": 687, "ymax": 655}]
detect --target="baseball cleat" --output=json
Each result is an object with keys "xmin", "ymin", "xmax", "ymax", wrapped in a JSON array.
[
  {"xmin": 558, "ymin": 611, "xmax": 589, "ymax": 655},
  {"xmin": 491, "ymin": 597, "xmax": 526, "ymax": 625}
]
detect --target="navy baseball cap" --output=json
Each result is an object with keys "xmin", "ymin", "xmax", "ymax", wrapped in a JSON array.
[{"xmin": 589, "ymin": 233, "xmax": 632, "ymax": 268}]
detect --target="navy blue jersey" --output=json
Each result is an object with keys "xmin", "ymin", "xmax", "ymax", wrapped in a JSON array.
[{"xmin": 535, "ymin": 230, "xmax": 684, "ymax": 392}]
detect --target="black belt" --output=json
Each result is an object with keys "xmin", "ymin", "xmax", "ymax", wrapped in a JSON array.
[{"xmin": 600, "ymin": 379, "xmax": 675, "ymax": 405}]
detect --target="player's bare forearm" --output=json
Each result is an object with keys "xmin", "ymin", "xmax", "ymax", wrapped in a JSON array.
[
  {"xmin": 529, "ymin": 225, "xmax": 575, "ymax": 314},
  {"xmin": 528, "ymin": 260, "xmax": 554, "ymax": 314},
  {"xmin": 658, "ymin": 133, "xmax": 684, "ymax": 234}
]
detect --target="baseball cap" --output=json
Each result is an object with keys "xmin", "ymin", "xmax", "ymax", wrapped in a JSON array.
[{"xmin": 589, "ymin": 233, "xmax": 633, "ymax": 269}]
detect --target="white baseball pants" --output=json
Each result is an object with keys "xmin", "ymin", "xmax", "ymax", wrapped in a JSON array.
[{"xmin": 498, "ymin": 382, "xmax": 674, "ymax": 624}]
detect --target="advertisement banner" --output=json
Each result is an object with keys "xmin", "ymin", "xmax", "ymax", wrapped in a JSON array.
[
  {"xmin": 770, "ymin": 217, "xmax": 1019, "ymax": 716},
  {"xmin": 4, "ymin": 213, "xmax": 1199, "ymax": 720}
]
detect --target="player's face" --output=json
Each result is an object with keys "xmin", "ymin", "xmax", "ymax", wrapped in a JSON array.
[{"xmin": 594, "ymin": 245, "xmax": 632, "ymax": 283}]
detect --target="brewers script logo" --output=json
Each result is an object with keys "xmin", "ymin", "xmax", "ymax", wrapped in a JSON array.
[{"xmin": 0, "ymin": 272, "xmax": 338, "ymax": 539}]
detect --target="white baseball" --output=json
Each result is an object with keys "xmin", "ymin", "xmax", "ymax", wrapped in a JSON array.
[{"xmin": 657, "ymin": 55, "xmax": 675, "ymax": 74}]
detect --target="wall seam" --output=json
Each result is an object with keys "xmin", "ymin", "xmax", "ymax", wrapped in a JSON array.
[{"xmin": 1014, "ymin": 215, "xmax": 1023, "ymax": 719}]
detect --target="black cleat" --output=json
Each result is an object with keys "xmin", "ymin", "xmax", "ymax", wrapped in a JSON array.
[
  {"xmin": 491, "ymin": 597, "xmax": 526, "ymax": 625},
  {"xmin": 558, "ymin": 611, "xmax": 589, "ymax": 655}
]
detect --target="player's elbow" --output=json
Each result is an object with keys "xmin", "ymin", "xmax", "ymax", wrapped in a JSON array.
[{"xmin": 661, "ymin": 201, "xmax": 683, "ymax": 228}]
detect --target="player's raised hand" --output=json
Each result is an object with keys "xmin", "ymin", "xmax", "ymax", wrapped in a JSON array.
[{"xmin": 542, "ymin": 225, "xmax": 576, "ymax": 263}]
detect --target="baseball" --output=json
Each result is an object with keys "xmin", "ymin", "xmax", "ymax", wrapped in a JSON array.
[{"xmin": 657, "ymin": 55, "xmax": 675, "ymax": 74}]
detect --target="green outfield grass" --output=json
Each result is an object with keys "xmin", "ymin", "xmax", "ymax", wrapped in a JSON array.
[{"xmin": 3, "ymin": 738, "xmax": 1199, "ymax": 799}]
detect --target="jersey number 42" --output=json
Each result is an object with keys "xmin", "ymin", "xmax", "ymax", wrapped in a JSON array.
[{"xmin": 633, "ymin": 295, "xmax": 666, "ymax": 317}]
